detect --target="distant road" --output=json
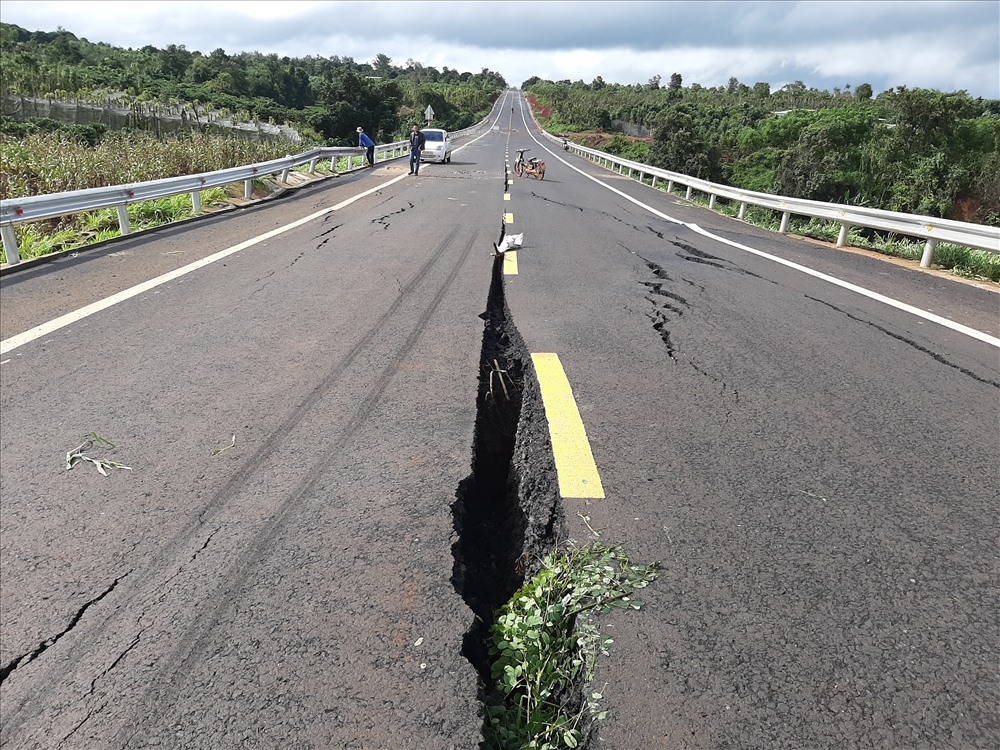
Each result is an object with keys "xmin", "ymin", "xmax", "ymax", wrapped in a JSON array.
[{"xmin": 1, "ymin": 91, "xmax": 997, "ymax": 749}]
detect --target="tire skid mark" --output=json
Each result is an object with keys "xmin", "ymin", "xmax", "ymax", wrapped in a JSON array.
[
  {"xmin": 113, "ymin": 228, "xmax": 481, "ymax": 744},
  {"xmin": 0, "ymin": 228, "xmax": 466, "ymax": 736},
  {"xmin": 529, "ymin": 193, "xmax": 678, "ymax": 249}
]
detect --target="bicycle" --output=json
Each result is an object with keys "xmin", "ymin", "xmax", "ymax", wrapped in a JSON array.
[{"xmin": 513, "ymin": 148, "xmax": 545, "ymax": 180}]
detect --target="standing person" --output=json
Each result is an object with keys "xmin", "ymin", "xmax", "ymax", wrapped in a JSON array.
[
  {"xmin": 408, "ymin": 124, "xmax": 425, "ymax": 175},
  {"xmin": 357, "ymin": 127, "xmax": 375, "ymax": 167}
]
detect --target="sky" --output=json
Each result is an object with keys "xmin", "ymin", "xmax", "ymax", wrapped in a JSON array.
[{"xmin": 2, "ymin": 0, "xmax": 998, "ymax": 98}]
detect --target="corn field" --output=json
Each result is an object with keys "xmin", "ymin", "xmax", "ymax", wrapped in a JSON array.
[
  {"xmin": 1, "ymin": 130, "xmax": 308, "ymax": 263},
  {"xmin": 1, "ymin": 130, "xmax": 295, "ymax": 200}
]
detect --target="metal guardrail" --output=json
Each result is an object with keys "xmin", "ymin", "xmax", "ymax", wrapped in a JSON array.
[
  {"xmin": 530, "ymin": 116, "xmax": 1000, "ymax": 268},
  {"xmin": 0, "ymin": 142, "xmax": 411, "ymax": 266},
  {"xmin": 0, "ymin": 114, "xmax": 497, "ymax": 268}
]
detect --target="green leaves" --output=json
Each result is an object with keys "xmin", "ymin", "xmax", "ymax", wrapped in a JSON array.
[{"xmin": 483, "ymin": 543, "xmax": 659, "ymax": 750}]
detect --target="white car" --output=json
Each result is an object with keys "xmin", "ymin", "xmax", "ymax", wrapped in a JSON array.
[{"xmin": 420, "ymin": 128, "xmax": 453, "ymax": 163}]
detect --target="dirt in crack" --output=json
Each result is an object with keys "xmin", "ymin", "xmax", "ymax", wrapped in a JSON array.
[{"xmin": 451, "ymin": 255, "xmax": 528, "ymax": 686}]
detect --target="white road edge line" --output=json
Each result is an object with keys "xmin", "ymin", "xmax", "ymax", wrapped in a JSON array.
[
  {"xmin": 1, "ymin": 174, "xmax": 408, "ymax": 356},
  {"xmin": 520, "ymin": 103, "xmax": 1000, "ymax": 349},
  {"xmin": 1, "ymin": 98, "xmax": 515, "ymax": 358}
]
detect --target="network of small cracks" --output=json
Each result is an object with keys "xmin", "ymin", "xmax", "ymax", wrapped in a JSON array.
[
  {"xmin": 637, "ymin": 255, "xmax": 740, "ymax": 403},
  {"xmin": 0, "ymin": 571, "xmax": 133, "ymax": 685},
  {"xmin": 673, "ymin": 241, "xmax": 774, "ymax": 283},
  {"xmin": 59, "ymin": 527, "xmax": 221, "ymax": 746},
  {"xmin": 371, "ymin": 201, "xmax": 415, "ymax": 230},
  {"xmin": 806, "ymin": 296, "xmax": 1000, "ymax": 388},
  {"xmin": 315, "ymin": 222, "xmax": 343, "ymax": 249}
]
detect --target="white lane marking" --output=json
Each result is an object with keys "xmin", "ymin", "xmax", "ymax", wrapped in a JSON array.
[
  {"xmin": 684, "ymin": 223, "xmax": 1000, "ymax": 347},
  {"xmin": 1, "ymin": 174, "xmax": 408, "ymax": 356},
  {"xmin": 519, "ymin": 105, "xmax": 1000, "ymax": 349},
  {"xmin": 452, "ymin": 93, "xmax": 510, "ymax": 157},
  {"xmin": 1, "ymin": 99, "xmax": 516, "ymax": 358}
]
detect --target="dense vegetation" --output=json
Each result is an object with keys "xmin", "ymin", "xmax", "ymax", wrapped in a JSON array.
[
  {"xmin": 523, "ymin": 76, "xmax": 1000, "ymax": 225},
  {"xmin": 0, "ymin": 23, "xmax": 506, "ymax": 144},
  {"xmin": 1, "ymin": 21, "xmax": 996, "ymax": 275},
  {"xmin": 0, "ymin": 22, "xmax": 506, "ymax": 262}
]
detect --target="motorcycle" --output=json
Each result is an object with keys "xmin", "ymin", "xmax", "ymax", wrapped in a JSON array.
[{"xmin": 513, "ymin": 148, "xmax": 545, "ymax": 180}]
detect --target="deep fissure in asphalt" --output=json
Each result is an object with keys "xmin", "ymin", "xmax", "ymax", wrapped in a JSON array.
[
  {"xmin": 451, "ymin": 255, "xmax": 567, "ymax": 743},
  {"xmin": 451, "ymin": 256, "xmax": 529, "ymax": 685}
]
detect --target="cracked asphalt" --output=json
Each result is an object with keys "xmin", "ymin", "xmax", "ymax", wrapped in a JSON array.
[
  {"xmin": 1, "ymin": 90, "xmax": 998, "ymax": 749},
  {"xmin": 501, "ymin": 95, "xmax": 999, "ymax": 749}
]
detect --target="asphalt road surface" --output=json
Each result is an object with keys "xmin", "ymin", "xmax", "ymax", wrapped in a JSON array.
[{"xmin": 1, "ymin": 91, "xmax": 997, "ymax": 750}]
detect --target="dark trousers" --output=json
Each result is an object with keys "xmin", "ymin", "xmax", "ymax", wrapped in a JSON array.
[
  {"xmin": 366, "ymin": 145, "xmax": 375, "ymax": 166},
  {"xmin": 409, "ymin": 150, "xmax": 421, "ymax": 174}
]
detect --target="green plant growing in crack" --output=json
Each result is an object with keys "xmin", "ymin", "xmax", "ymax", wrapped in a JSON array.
[{"xmin": 483, "ymin": 543, "xmax": 659, "ymax": 750}]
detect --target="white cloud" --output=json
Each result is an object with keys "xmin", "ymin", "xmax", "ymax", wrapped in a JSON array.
[{"xmin": 2, "ymin": 0, "xmax": 996, "ymax": 97}]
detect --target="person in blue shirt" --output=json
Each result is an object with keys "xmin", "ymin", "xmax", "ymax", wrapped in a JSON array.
[{"xmin": 357, "ymin": 127, "xmax": 375, "ymax": 167}]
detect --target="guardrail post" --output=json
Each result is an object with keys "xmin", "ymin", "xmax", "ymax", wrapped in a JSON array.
[
  {"xmin": 652, "ymin": 176, "xmax": 658, "ymax": 188},
  {"xmin": 920, "ymin": 238, "xmax": 938, "ymax": 268},
  {"xmin": 280, "ymin": 167, "xmax": 290, "ymax": 182},
  {"xmin": 836, "ymin": 223, "xmax": 851, "ymax": 247},
  {"xmin": 190, "ymin": 191, "xmax": 201, "ymax": 215},
  {"xmin": 308, "ymin": 158, "xmax": 318, "ymax": 174},
  {"xmin": 667, "ymin": 180, "xmax": 674, "ymax": 193},
  {"xmin": 116, "ymin": 205, "xmax": 132, "ymax": 236},
  {"xmin": 1, "ymin": 225, "xmax": 21, "ymax": 266},
  {"xmin": 738, "ymin": 202, "xmax": 747, "ymax": 220},
  {"xmin": 331, "ymin": 156, "xmax": 338, "ymax": 173},
  {"xmin": 244, "ymin": 179, "xmax": 253, "ymax": 199},
  {"xmin": 709, "ymin": 194, "xmax": 717, "ymax": 209},
  {"xmin": 779, "ymin": 211, "xmax": 791, "ymax": 234},
  {"xmin": 685, "ymin": 186, "xmax": 693, "ymax": 200}
]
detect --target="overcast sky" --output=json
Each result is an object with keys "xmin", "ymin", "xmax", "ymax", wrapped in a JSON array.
[{"xmin": 3, "ymin": 0, "xmax": 998, "ymax": 98}]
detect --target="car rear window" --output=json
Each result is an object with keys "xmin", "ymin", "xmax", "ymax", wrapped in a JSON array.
[{"xmin": 423, "ymin": 131, "xmax": 444, "ymax": 141}]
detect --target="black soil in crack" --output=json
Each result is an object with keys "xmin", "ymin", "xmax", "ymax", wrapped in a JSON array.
[
  {"xmin": 451, "ymin": 256, "xmax": 529, "ymax": 685},
  {"xmin": 451, "ymin": 255, "xmax": 566, "ymax": 730}
]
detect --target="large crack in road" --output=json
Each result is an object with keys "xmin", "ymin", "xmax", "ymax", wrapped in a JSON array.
[{"xmin": 451, "ymin": 253, "xmax": 568, "ymax": 746}]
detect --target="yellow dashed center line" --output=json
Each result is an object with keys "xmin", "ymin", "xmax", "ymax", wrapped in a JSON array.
[
  {"xmin": 530, "ymin": 353, "xmax": 605, "ymax": 499},
  {"xmin": 504, "ymin": 212, "xmax": 514, "ymax": 224},
  {"xmin": 504, "ymin": 193, "xmax": 511, "ymax": 201},
  {"xmin": 503, "ymin": 250, "xmax": 518, "ymax": 275}
]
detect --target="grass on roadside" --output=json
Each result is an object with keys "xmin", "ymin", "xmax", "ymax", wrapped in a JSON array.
[
  {"xmin": 5, "ymin": 187, "xmax": 233, "ymax": 262},
  {"xmin": 1, "ymin": 166, "xmax": 346, "ymax": 265},
  {"xmin": 671, "ymin": 189, "xmax": 1000, "ymax": 283},
  {"xmin": 0, "ymin": 128, "xmax": 342, "ymax": 264}
]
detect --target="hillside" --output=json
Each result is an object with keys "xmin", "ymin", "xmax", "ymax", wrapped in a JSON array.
[
  {"xmin": 524, "ymin": 78, "xmax": 1000, "ymax": 225},
  {"xmin": 0, "ymin": 22, "xmax": 506, "ymax": 144}
]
